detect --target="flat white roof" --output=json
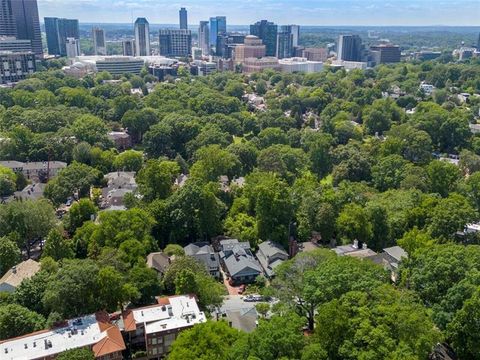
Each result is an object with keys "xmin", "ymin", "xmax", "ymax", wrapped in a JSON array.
[
  {"xmin": 1, "ymin": 315, "xmax": 105, "ymax": 360},
  {"xmin": 135, "ymin": 296, "xmax": 206, "ymax": 335}
]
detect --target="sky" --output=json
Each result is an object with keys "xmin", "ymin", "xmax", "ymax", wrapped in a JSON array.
[{"xmin": 37, "ymin": 0, "xmax": 480, "ymax": 26}]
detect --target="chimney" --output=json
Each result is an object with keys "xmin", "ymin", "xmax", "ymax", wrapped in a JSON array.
[
  {"xmin": 12, "ymin": 266, "xmax": 17, "ymax": 274},
  {"xmin": 362, "ymin": 243, "xmax": 368, "ymax": 250},
  {"xmin": 353, "ymin": 239, "xmax": 358, "ymax": 249}
]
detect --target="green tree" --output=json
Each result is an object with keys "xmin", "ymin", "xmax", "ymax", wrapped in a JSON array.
[
  {"xmin": 0, "ymin": 235, "xmax": 21, "ymax": 275},
  {"xmin": 65, "ymin": 198, "xmax": 97, "ymax": 235},
  {"xmin": 44, "ymin": 162, "xmax": 102, "ymax": 206},
  {"xmin": 169, "ymin": 321, "xmax": 244, "ymax": 360},
  {"xmin": 128, "ymin": 265, "xmax": 161, "ymax": 305},
  {"xmin": 0, "ymin": 304, "xmax": 45, "ymax": 340},
  {"xmin": 137, "ymin": 160, "xmax": 180, "ymax": 201},
  {"xmin": 313, "ymin": 286, "xmax": 441, "ymax": 360},
  {"xmin": 113, "ymin": 150, "xmax": 143, "ymax": 172},
  {"xmin": 446, "ymin": 288, "xmax": 480, "ymax": 359},
  {"xmin": 426, "ymin": 160, "xmax": 462, "ymax": 197},
  {"xmin": 336, "ymin": 203, "xmax": 372, "ymax": 245},
  {"xmin": 70, "ymin": 114, "xmax": 109, "ymax": 146},
  {"xmin": 42, "ymin": 228, "xmax": 74, "ymax": 261},
  {"xmin": 0, "ymin": 199, "xmax": 56, "ymax": 257},
  {"xmin": 371, "ymin": 154, "xmax": 410, "ymax": 191},
  {"xmin": 56, "ymin": 348, "xmax": 95, "ymax": 360},
  {"xmin": 163, "ymin": 244, "xmax": 184, "ymax": 256},
  {"xmin": 190, "ymin": 145, "xmax": 241, "ymax": 183},
  {"xmin": 247, "ymin": 312, "xmax": 305, "ymax": 360},
  {"xmin": 0, "ymin": 165, "xmax": 17, "ymax": 196}
]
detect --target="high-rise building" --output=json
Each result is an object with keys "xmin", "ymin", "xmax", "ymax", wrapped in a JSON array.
[
  {"xmin": 209, "ymin": 16, "xmax": 226, "ymax": 49},
  {"xmin": 122, "ymin": 39, "xmax": 135, "ymax": 56},
  {"xmin": 159, "ymin": 29, "xmax": 192, "ymax": 58},
  {"xmin": 303, "ymin": 47, "xmax": 328, "ymax": 62},
  {"xmin": 134, "ymin": 17, "xmax": 150, "ymax": 56},
  {"xmin": 250, "ymin": 20, "xmax": 278, "ymax": 57},
  {"xmin": 0, "ymin": 36, "xmax": 31, "ymax": 52},
  {"xmin": 369, "ymin": 44, "xmax": 401, "ymax": 64},
  {"xmin": 92, "ymin": 27, "xmax": 106, "ymax": 55},
  {"xmin": 477, "ymin": 32, "xmax": 480, "ymax": 50},
  {"xmin": 234, "ymin": 35, "xmax": 266, "ymax": 62},
  {"xmin": 0, "ymin": 0, "xmax": 17, "ymax": 37},
  {"xmin": 65, "ymin": 37, "xmax": 80, "ymax": 58},
  {"xmin": 216, "ymin": 32, "xmax": 246, "ymax": 58},
  {"xmin": 289, "ymin": 25, "xmax": 300, "ymax": 47},
  {"xmin": 276, "ymin": 26, "xmax": 294, "ymax": 59},
  {"xmin": 179, "ymin": 7, "xmax": 188, "ymax": 30},
  {"xmin": 45, "ymin": 17, "xmax": 79, "ymax": 57},
  {"xmin": 1, "ymin": 0, "xmax": 41, "ymax": 58},
  {"xmin": 337, "ymin": 34, "xmax": 363, "ymax": 62},
  {"xmin": 0, "ymin": 51, "xmax": 36, "ymax": 84},
  {"xmin": 198, "ymin": 21, "xmax": 210, "ymax": 56}
]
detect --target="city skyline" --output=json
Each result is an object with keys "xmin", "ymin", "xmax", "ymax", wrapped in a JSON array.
[{"xmin": 36, "ymin": 0, "xmax": 480, "ymax": 26}]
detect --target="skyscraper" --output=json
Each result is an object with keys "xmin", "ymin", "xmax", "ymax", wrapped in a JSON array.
[
  {"xmin": 45, "ymin": 17, "xmax": 79, "ymax": 57},
  {"xmin": 65, "ymin": 37, "xmax": 80, "ymax": 58},
  {"xmin": 179, "ymin": 8, "xmax": 188, "ymax": 30},
  {"xmin": 289, "ymin": 25, "xmax": 300, "ymax": 47},
  {"xmin": 250, "ymin": 20, "xmax": 278, "ymax": 57},
  {"xmin": 337, "ymin": 34, "xmax": 363, "ymax": 62},
  {"xmin": 277, "ymin": 26, "xmax": 294, "ymax": 59},
  {"xmin": 1, "ymin": 0, "xmax": 42, "ymax": 58},
  {"xmin": 209, "ymin": 16, "xmax": 226, "ymax": 48},
  {"xmin": 134, "ymin": 17, "xmax": 150, "ymax": 56},
  {"xmin": 92, "ymin": 27, "xmax": 106, "ymax": 55},
  {"xmin": 122, "ymin": 40, "xmax": 135, "ymax": 56},
  {"xmin": 0, "ymin": 0, "xmax": 17, "ymax": 37},
  {"xmin": 159, "ymin": 29, "xmax": 192, "ymax": 57},
  {"xmin": 198, "ymin": 21, "xmax": 210, "ymax": 56}
]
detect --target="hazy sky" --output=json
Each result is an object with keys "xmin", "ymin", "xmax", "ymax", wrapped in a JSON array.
[{"xmin": 37, "ymin": 0, "xmax": 480, "ymax": 26}]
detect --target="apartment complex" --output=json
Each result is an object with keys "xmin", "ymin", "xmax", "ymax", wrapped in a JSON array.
[
  {"xmin": 0, "ymin": 312, "xmax": 126, "ymax": 360},
  {"xmin": 122, "ymin": 295, "xmax": 206, "ymax": 359},
  {"xmin": 159, "ymin": 29, "xmax": 192, "ymax": 58}
]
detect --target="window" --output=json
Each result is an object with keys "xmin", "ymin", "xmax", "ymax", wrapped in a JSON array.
[{"xmin": 152, "ymin": 337, "xmax": 157, "ymax": 345}]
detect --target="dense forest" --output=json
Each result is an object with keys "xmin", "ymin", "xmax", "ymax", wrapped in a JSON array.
[{"xmin": 1, "ymin": 57, "xmax": 480, "ymax": 359}]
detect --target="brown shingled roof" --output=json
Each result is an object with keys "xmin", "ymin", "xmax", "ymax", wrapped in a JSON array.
[{"xmin": 92, "ymin": 325, "xmax": 126, "ymax": 357}]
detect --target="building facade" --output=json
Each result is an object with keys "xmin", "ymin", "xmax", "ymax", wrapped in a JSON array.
[
  {"xmin": 92, "ymin": 27, "xmax": 106, "ymax": 55},
  {"xmin": 122, "ymin": 39, "xmax": 135, "ymax": 56},
  {"xmin": 179, "ymin": 7, "xmax": 188, "ymax": 30},
  {"xmin": 337, "ymin": 34, "xmax": 363, "ymax": 62},
  {"xmin": 0, "ymin": 36, "xmax": 31, "ymax": 52},
  {"xmin": 250, "ymin": 20, "xmax": 278, "ymax": 57},
  {"xmin": 0, "ymin": 0, "xmax": 17, "ymax": 37},
  {"xmin": 66, "ymin": 37, "xmax": 80, "ymax": 58},
  {"xmin": 9, "ymin": 0, "xmax": 42, "ymax": 58},
  {"xmin": 0, "ymin": 51, "xmax": 36, "ymax": 84},
  {"xmin": 94, "ymin": 57, "xmax": 145, "ymax": 76},
  {"xmin": 303, "ymin": 47, "xmax": 328, "ymax": 61},
  {"xmin": 134, "ymin": 17, "xmax": 150, "ymax": 56},
  {"xmin": 209, "ymin": 16, "xmax": 226, "ymax": 50},
  {"xmin": 369, "ymin": 44, "xmax": 401, "ymax": 64},
  {"xmin": 122, "ymin": 295, "xmax": 206, "ymax": 359},
  {"xmin": 159, "ymin": 29, "xmax": 192, "ymax": 58},
  {"xmin": 198, "ymin": 21, "xmax": 210, "ymax": 56},
  {"xmin": 276, "ymin": 26, "xmax": 294, "ymax": 59},
  {"xmin": 45, "ymin": 17, "xmax": 79, "ymax": 56},
  {"xmin": 234, "ymin": 35, "xmax": 266, "ymax": 62},
  {"xmin": 279, "ymin": 57, "xmax": 323, "ymax": 73}
]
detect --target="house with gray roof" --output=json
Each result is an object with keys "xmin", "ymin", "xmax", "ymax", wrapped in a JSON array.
[
  {"xmin": 256, "ymin": 241, "xmax": 289, "ymax": 278},
  {"xmin": 219, "ymin": 239, "xmax": 262, "ymax": 285},
  {"xmin": 184, "ymin": 242, "xmax": 220, "ymax": 278},
  {"xmin": 0, "ymin": 259, "xmax": 40, "ymax": 293},
  {"xmin": 367, "ymin": 245, "xmax": 408, "ymax": 283},
  {"xmin": 146, "ymin": 252, "xmax": 171, "ymax": 278},
  {"xmin": 101, "ymin": 171, "xmax": 137, "ymax": 210}
]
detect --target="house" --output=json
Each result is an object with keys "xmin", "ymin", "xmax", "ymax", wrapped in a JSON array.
[
  {"xmin": 419, "ymin": 81, "xmax": 435, "ymax": 96},
  {"xmin": 122, "ymin": 295, "xmax": 206, "ymax": 359},
  {"xmin": 219, "ymin": 239, "xmax": 262, "ymax": 285},
  {"xmin": 256, "ymin": 241, "xmax": 289, "ymax": 278},
  {"xmin": 0, "ymin": 161, "xmax": 67, "ymax": 182},
  {"xmin": 333, "ymin": 240, "xmax": 377, "ymax": 259},
  {"xmin": 184, "ymin": 242, "xmax": 220, "ymax": 278},
  {"xmin": 0, "ymin": 259, "xmax": 40, "ymax": 293},
  {"xmin": 13, "ymin": 183, "xmax": 46, "ymax": 201},
  {"xmin": 146, "ymin": 252, "xmax": 171, "ymax": 278},
  {"xmin": 100, "ymin": 172, "xmax": 137, "ymax": 210},
  {"xmin": 0, "ymin": 312, "xmax": 126, "ymax": 360},
  {"xmin": 108, "ymin": 131, "xmax": 131, "ymax": 150}
]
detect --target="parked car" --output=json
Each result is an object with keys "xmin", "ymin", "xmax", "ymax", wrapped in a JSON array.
[{"xmin": 244, "ymin": 294, "xmax": 263, "ymax": 302}]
